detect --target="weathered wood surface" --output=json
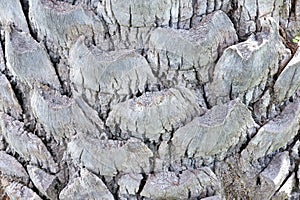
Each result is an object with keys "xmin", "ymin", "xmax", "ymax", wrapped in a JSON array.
[{"xmin": 0, "ymin": 0, "xmax": 300, "ymax": 199}]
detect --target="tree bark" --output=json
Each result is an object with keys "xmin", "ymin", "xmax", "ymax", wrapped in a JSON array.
[{"xmin": 0, "ymin": 0, "xmax": 300, "ymax": 199}]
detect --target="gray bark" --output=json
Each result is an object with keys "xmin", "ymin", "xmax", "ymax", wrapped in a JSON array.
[{"xmin": 0, "ymin": 0, "xmax": 300, "ymax": 199}]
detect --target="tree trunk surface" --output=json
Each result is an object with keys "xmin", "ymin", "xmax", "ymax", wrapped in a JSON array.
[{"xmin": 0, "ymin": 0, "xmax": 300, "ymax": 199}]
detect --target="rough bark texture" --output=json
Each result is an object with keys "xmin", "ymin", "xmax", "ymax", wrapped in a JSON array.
[{"xmin": 0, "ymin": 0, "xmax": 300, "ymax": 199}]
